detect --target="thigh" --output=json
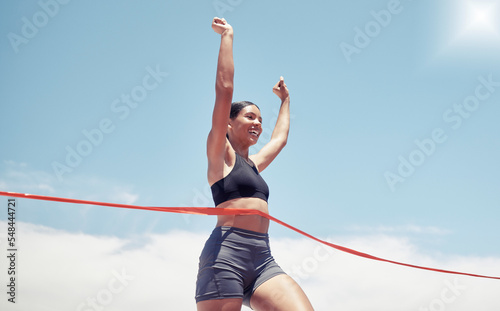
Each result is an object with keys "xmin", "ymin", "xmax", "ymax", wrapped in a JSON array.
[
  {"xmin": 196, "ymin": 229, "xmax": 247, "ymax": 303},
  {"xmin": 197, "ymin": 298, "xmax": 243, "ymax": 311},
  {"xmin": 250, "ymin": 274, "xmax": 314, "ymax": 311}
]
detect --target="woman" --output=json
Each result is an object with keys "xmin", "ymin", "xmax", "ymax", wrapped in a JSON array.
[{"xmin": 195, "ymin": 17, "xmax": 314, "ymax": 311}]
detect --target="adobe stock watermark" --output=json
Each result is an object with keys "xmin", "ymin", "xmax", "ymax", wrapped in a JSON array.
[
  {"xmin": 286, "ymin": 238, "xmax": 336, "ymax": 284},
  {"xmin": 75, "ymin": 267, "xmax": 134, "ymax": 311},
  {"xmin": 254, "ymin": 239, "xmax": 335, "ymax": 310},
  {"xmin": 213, "ymin": 0, "xmax": 245, "ymax": 17},
  {"xmin": 51, "ymin": 64, "xmax": 168, "ymax": 182},
  {"xmin": 385, "ymin": 74, "xmax": 500, "ymax": 192},
  {"xmin": 7, "ymin": 0, "xmax": 72, "ymax": 53},
  {"xmin": 418, "ymin": 278, "xmax": 466, "ymax": 311},
  {"xmin": 340, "ymin": 0, "xmax": 410, "ymax": 64},
  {"xmin": 178, "ymin": 184, "xmax": 214, "ymax": 225},
  {"xmin": 249, "ymin": 107, "xmax": 296, "ymax": 155}
]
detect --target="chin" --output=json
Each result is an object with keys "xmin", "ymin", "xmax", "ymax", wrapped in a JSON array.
[{"xmin": 249, "ymin": 138, "xmax": 259, "ymax": 146}]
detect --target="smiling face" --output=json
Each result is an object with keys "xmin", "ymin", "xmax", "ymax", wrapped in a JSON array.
[{"xmin": 228, "ymin": 104, "xmax": 263, "ymax": 147}]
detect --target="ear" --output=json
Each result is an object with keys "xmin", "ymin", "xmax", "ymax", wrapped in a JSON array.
[{"xmin": 226, "ymin": 119, "xmax": 232, "ymax": 137}]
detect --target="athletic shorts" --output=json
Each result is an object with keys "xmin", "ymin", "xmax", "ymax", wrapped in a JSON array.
[{"xmin": 195, "ymin": 226, "xmax": 286, "ymax": 307}]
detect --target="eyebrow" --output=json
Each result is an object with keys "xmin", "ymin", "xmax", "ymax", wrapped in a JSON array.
[{"xmin": 245, "ymin": 112, "xmax": 262, "ymax": 121}]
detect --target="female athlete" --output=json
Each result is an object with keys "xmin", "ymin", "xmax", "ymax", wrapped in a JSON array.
[{"xmin": 195, "ymin": 17, "xmax": 314, "ymax": 311}]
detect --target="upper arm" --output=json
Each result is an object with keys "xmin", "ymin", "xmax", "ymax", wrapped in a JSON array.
[
  {"xmin": 207, "ymin": 81, "xmax": 232, "ymax": 152},
  {"xmin": 207, "ymin": 86, "xmax": 233, "ymax": 182}
]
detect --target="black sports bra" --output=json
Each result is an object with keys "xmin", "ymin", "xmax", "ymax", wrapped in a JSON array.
[{"xmin": 211, "ymin": 153, "xmax": 269, "ymax": 206}]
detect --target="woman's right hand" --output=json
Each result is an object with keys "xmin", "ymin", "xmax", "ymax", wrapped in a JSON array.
[{"xmin": 212, "ymin": 17, "xmax": 233, "ymax": 35}]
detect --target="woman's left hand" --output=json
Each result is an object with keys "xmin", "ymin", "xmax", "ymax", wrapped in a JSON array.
[
  {"xmin": 273, "ymin": 76, "xmax": 289, "ymax": 102},
  {"xmin": 212, "ymin": 17, "xmax": 233, "ymax": 35}
]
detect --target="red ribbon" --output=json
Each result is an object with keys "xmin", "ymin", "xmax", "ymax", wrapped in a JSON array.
[{"xmin": 1, "ymin": 190, "xmax": 499, "ymax": 280}]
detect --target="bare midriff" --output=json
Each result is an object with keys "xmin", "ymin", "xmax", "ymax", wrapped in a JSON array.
[{"xmin": 215, "ymin": 197, "xmax": 270, "ymax": 233}]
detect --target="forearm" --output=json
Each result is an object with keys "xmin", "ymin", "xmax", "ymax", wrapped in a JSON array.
[
  {"xmin": 215, "ymin": 30, "xmax": 234, "ymax": 91},
  {"xmin": 271, "ymin": 96, "xmax": 290, "ymax": 144}
]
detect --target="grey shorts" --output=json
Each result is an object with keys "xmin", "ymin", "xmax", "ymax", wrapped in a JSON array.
[{"xmin": 195, "ymin": 226, "xmax": 286, "ymax": 307}]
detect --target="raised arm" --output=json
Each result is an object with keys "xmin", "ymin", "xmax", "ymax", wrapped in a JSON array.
[
  {"xmin": 251, "ymin": 77, "xmax": 290, "ymax": 172},
  {"xmin": 207, "ymin": 18, "xmax": 234, "ymax": 181}
]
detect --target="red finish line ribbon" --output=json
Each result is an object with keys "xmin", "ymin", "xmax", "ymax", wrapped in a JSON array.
[{"xmin": 1, "ymin": 190, "xmax": 499, "ymax": 280}]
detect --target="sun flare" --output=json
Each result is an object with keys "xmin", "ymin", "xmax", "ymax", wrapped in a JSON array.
[
  {"xmin": 454, "ymin": 1, "xmax": 500, "ymax": 42},
  {"xmin": 434, "ymin": 0, "xmax": 500, "ymax": 57},
  {"xmin": 463, "ymin": 1, "xmax": 498, "ymax": 34}
]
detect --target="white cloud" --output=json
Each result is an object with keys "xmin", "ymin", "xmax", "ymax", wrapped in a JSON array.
[
  {"xmin": 346, "ymin": 224, "xmax": 452, "ymax": 235},
  {"xmin": 0, "ymin": 161, "xmax": 139, "ymax": 206},
  {"xmin": 108, "ymin": 187, "xmax": 139, "ymax": 205},
  {"xmin": 0, "ymin": 222, "xmax": 499, "ymax": 311},
  {"xmin": 1, "ymin": 161, "xmax": 56, "ymax": 194}
]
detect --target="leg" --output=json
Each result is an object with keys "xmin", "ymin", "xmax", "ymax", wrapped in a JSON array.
[
  {"xmin": 197, "ymin": 298, "xmax": 243, "ymax": 311},
  {"xmin": 250, "ymin": 274, "xmax": 314, "ymax": 311},
  {"xmin": 196, "ymin": 228, "xmax": 246, "ymax": 310}
]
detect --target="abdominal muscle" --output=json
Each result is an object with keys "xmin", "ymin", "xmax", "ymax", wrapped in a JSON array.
[{"xmin": 215, "ymin": 197, "xmax": 270, "ymax": 233}]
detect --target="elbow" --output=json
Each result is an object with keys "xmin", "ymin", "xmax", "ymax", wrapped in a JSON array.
[
  {"xmin": 215, "ymin": 82, "xmax": 233, "ymax": 99},
  {"xmin": 216, "ymin": 82, "xmax": 233, "ymax": 92},
  {"xmin": 216, "ymin": 77, "xmax": 233, "ymax": 92},
  {"xmin": 275, "ymin": 135, "xmax": 288, "ymax": 150},
  {"xmin": 281, "ymin": 130, "xmax": 290, "ymax": 148},
  {"xmin": 281, "ymin": 137, "xmax": 288, "ymax": 149},
  {"xmin": 280, "ymin": 130, "xmax": 289, "ymax": 147}
]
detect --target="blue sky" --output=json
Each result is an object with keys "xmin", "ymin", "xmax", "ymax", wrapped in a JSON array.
[{"xmin": 1, "ymin": 1, "xmax": 500, "ymax": 309}]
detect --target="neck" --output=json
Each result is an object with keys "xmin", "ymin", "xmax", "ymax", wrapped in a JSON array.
[{"xmin": 229, "ymin": 140, "xmax": 250, "ymax": 160}]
